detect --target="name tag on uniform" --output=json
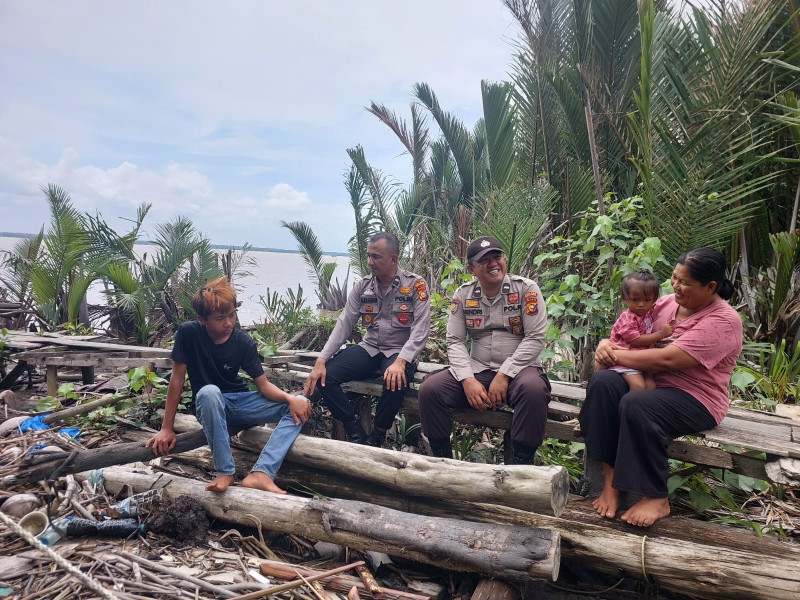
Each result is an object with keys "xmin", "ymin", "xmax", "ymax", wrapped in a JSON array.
[
  {"xmin": 395, "ymin": 295, "xmax": 412, "ymax": 302},
  {"xmin": 503, "ymin": 304, "xmax": 521, "ymax": 313},
  {"xmin": 464, "ymin": 308, "xmax": 483, "ymax": 316},
  {"xmin": 361, "ymin": 296, "xmax": 378, "ymax": 304}
]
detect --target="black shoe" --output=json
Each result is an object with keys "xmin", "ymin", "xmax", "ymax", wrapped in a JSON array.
[
  {"xmin": 343, "ymin": 421, "xmax": 368, "ymax": 444},
  {"xmin": 428, "ymin": 438, "xmax": 453, "ymax": 459},
  {"xmin": 511, "ymin": 441, "xmax": 537, "ymax": 465},
  {"xmin": 366, "ymin": 428, "xmax": 386, "ymax": 447}
]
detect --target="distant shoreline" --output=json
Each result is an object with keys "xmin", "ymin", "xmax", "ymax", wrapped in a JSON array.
[{"xmin": 0, "ymin": 232, "xmax": 348, "ymax": 257}]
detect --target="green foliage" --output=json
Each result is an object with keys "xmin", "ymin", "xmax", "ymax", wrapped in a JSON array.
[
  {"xmin": 536, "ymin": 438, "xmax": 585, "ymax": 481},
  {"xmin": 393, "ymin": 415, "xmax": 422, "ymax": 446},
  {"xmin": 534, "ymin": 195, "xmax": 668, "ymax": 379},
  {"xmin": 34, "ymin": 382, "xmax": 79, "ymax": 412},
  {"xmin": 0, "ymin": 328, "xmax": 9, "ymax": 377},
  {"xmin": 35, "ymin": 395, "xmax": 61, "ymax": 412},
  {"xmin": 58, "ymin": 321, "xmax": 94, "ymax": 336},
  {"xmin": 282, "ymin": 221, "xmax": 349, "ymax": 311},
  {"xmin": 425, "ymin": 259, "xmax": 472, "ymax": 361},
  {"xmin": 451, "ymin": 424, "xmax": 486, "ymax": 461},
  {"xmin": 125, "ymin": 366, "xmax": 168, "ymax": 394},
  {"xmin": 255, "ymin": 284, "xmax": 316, "ymax": 347},
  {"xmin": 732, "ymin": 340, "xmax": 800, "ymax": 409}
]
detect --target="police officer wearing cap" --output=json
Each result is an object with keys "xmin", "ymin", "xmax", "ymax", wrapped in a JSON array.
[
  {"xmin": 303, "ymin": 232, "xmax": 431, "ymax": 446},
  {"xmin": 418, "ymin": 236, "xmax": 551, "ymax": 463}
]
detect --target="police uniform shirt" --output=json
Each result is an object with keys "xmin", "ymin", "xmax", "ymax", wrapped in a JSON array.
[
  {"xmin": 446, "ymin": 273, "xmax": 547, "ymax": 381},
  {"xmin": 320, "ymin": 268, "xmax": 431, "ymax": 364}
]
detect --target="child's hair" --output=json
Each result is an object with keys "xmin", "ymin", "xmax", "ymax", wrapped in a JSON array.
[
  {"xmin": 620, "ymin": 269, "xmax": 660, "ymax": 301},
  {"xmin": 192, "ymin": 277, "xmax": 237, "ymax": 318}
]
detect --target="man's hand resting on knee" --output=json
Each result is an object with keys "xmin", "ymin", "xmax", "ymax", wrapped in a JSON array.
[
  {"xmin": 303, "ymin": 358, "xmax": 327, "ymax": 396},
  {"xmin": 462, "ymin": 377, "xmax": 490, "ymax": 410}
]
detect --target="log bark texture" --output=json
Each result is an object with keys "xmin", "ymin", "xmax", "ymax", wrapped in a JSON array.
[
  {"xmin": 172, "ymin": 414, "xmax": 569, "ymax": 517},
  {"xmin": 4, "ymin": 430, "xmax": 207, "ymax": 486},
  {"xmin": 160, "ymin": 440, "xmax": 800, "ymax": 600},
  {"xmin": 83, "ymin": 466, "xmax": 561, "ymax": 582}
]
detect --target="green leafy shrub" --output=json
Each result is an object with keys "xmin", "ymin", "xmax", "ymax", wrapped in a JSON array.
[{"xmin": 533, "ymin": 195, "xmax": 669, "ymax": 381}]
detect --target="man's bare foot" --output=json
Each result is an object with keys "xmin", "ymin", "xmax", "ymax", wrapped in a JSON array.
[
  {"xmin": 621, "ymin": 497, "xmax": 670, "ymax": 527},
  {"xmin": 242, "ymin": 471, "xmax": 287, "ymax": 494},
  {"xmin": 592, "ymin": 462, "xmax": 619, "ymax": 519},
  {"xmin": 205, "ymin": 474, "xmax": 235, "ymax": 492}
]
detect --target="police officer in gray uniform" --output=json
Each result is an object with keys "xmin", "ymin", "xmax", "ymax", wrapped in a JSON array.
[
  {"xmin": 304, "ymin": 232, "xmax": 431, "ymax": 446},
  {"xmin": 418, "ymin": 236, "xmax": 551, "ymax": 463}
]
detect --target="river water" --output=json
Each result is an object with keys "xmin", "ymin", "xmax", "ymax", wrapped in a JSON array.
[{"xmin": 0, "ymin": 236, "xmax": 352, "ymax": 326}]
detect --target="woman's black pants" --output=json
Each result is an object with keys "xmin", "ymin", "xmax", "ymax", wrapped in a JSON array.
[{"xmin": 578, "ymin": 370, "xmax": 717, "ymax": 498}]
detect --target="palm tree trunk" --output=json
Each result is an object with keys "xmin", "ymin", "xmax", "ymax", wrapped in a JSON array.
[
  {"xmin": 737, "ymin": 228, "xmax": 758, "ymax": 325},
  {"xmin": 582, "ymin": 87, "xmax": 605, "ymax": 215}
]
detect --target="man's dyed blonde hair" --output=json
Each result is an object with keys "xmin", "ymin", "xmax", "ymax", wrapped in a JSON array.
[{"xmin": 192, "ymin": 277, "xmax": 237, "ymax": 318}]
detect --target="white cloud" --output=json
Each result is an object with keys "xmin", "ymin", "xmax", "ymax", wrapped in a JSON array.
[{"xmin": 264, "ymin": 184, "xmax": 311, "ymax": 211}]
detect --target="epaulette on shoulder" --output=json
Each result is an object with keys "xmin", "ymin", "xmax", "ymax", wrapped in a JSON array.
[{"xmin": 509, "ymin": 273, "xmax": 536, "ymax": 285}]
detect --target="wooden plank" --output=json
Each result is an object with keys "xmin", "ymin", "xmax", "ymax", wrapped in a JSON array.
[
  {"xmin": 264, "ymin": 365, "xmax": 771, "ymax": 479},
  {"xmin": 3, "ymin": 340, "xmax": 45, "ymax": 350},
  {"xmin": 0, "ymin": 360, "xmax": 28, "ymax": 390},
  {"xmin": 4, "ymin": 334, "xmax": 171, "ymax": 356},
  {"xmin": 81, "ymin": 366, "xmax": 94, "ymax": 384},
  {"xmin": 24, "ymin": 356, "xmax": 173, "ymax": 369},
  {"xmin": 3, "ymin": 331, "xmax": 104, "ymax": 342},
  {"xmin": 46, "ymin": 364, "xmax": 58, "ymax": 397}
]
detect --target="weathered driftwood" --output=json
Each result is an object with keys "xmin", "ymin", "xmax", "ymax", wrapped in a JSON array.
[
  {"xmin": 2, "ymin": 430, "xmax": 207, "ymax": 487},
  {"xmin": 81, "ymin": 466, "xmax": 561, "ymax": 582},
  {"xmin": 161, "ymin": 441, "xmax": 800, "ymax": 600},
  {"xmin": 172, "ymin": 414, "xmax": 569, "ymax": 517},
  {"xmin": 42, "ymin": 394, "xmax": 124, "ymax": 424}
]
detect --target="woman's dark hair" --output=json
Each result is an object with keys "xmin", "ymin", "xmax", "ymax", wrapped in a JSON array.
[
  {"xmin": 620, "ymin": 270, "xmax": 660, "ymax": 301},
  {"xmin": 676, "ymin": 247, "xmax": 735, "ymax": 300}
]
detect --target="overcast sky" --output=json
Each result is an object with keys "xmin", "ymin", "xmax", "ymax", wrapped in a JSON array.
[{"xmin": 0, "ymin": 1, "xmax": 518, "ymax": 252}]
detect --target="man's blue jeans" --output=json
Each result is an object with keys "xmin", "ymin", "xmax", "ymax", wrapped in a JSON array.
[{"xmin": 194, "ymin": 385, "xmax": 303, "ymax": 479}]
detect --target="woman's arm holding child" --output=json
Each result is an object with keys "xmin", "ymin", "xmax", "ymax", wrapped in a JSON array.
[{"xmin": 629, "ymin": 321, "xmax": 674, "ymax": 348}]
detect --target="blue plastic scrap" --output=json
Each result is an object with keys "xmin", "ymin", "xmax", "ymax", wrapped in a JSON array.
[
  {"xmin": 19, "ymin": 414, "xmax": 51, "ymax": 432},
  {"xmin": 59, "ymin": 428, "xmax": 81, "ymax": 439}
]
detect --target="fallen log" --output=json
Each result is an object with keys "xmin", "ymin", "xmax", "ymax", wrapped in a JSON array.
[
  {"xmin": 13, "ymin": 416, "xmax": 567, "ymax": 520},
  {"xmin": 2, "ymin": 430, "xmax": 207, "ymax": 487},
  {"xmin": 172, "ymin": 414, "xmax": 568, "ymax": 517},
  {"xmin": 160, "ymin": 441, "xmax": 800, "ymax": 600},
  {"xmin": 79, "ymin": 466, "xmax": 561, "ymax": 582}
]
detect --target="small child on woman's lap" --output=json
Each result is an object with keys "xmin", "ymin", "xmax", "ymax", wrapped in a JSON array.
[{"xmin": 597, "ymin": 270, "xmax": 674, "ymax": 391}]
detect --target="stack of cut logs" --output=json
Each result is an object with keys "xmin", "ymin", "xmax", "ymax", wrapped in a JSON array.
[{"xmin": 8, "ymin": 407, "xmax": 800, "ymax": 599}]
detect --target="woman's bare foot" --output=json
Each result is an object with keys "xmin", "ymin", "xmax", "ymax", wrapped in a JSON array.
[
  {"xmin": 592, "ymin": 462, "xmax": 619, "ymax": 519},
  {"xmin": 621, "ymin": 497, "xmax": 670, "ymax": 527},
  {"xmin": 242, "ymin": 471, "xmax": 287, "ymax": 494},
  {"xmin": 593, "ymin": 485, "xmax": 620, "ymax": 519},
  {"xmin": 205, "ymin": 474, "xmax": 235, "ymax": 492}
]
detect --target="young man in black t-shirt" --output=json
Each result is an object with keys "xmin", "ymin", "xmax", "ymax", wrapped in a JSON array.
[{"xmin": 146, "ymin": 277, "xmax": 311, "ymax": 493}]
